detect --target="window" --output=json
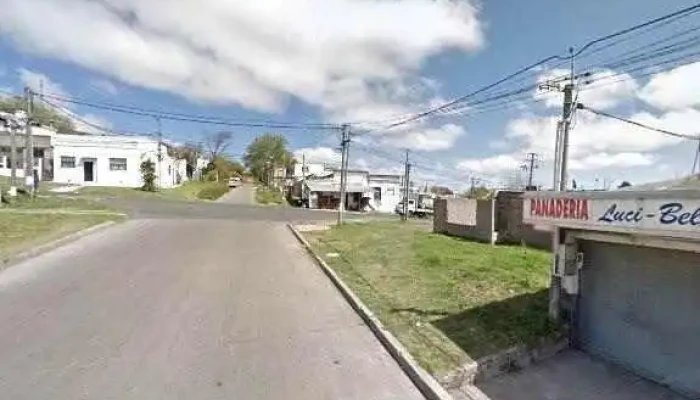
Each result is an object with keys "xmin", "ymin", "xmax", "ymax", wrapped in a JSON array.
[
  {"xmin": 0, "ymin": 156, "xmax": 5, "ymax": 169},
  {"xmin": 387, "ymin": 187, "xmax": 396, "ymax": 196},
  {"xmin": 61, "ymin": 156, "xmax": 76, "ymax": 168},
  {"xmin": 373, "ymin": 187, "xmax": 381, "ymax": 202},
  {"xmin": 109, "ymin": 158, "xmax": 127, "ymax": 171}
]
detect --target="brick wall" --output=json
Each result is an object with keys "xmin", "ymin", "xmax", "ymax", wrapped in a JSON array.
[{"xmin": 495, "ymin": 191, "xmax": 552, "ymax": 249}]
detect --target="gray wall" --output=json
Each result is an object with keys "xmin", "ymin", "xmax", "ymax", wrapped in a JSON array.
[
  {"xmin": 495, "ymin": 191, "xmax": 552, "ymax": 249},
  {"xmin": 433, "ymin": 192, "xmax": 550, "ymax": 248},
  {"xmin": 576, "ymin": 240, "xmax": 700, "ymax": 398},
  {"xmin": 434, "ymin": 198, "xmax": 496, "ymax": 244}
]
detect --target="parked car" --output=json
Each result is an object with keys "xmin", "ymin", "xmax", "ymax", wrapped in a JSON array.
[{"xmin": 228, "ymin": 177, "xmax": 241, "ymax": 188}]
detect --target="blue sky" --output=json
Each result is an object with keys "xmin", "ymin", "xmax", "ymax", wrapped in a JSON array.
[{"xmin": 1, "ymin": 0, "xmax": 699, "ymax": 190}]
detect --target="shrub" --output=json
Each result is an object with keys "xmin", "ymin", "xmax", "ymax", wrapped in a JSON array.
[
  {"xmin": 140, "ymin": 160, "xmax": 157, "ymax": 192},
  {"xmin": 197, "ymin": 183, "xmax": 229, "ymax": 200}
]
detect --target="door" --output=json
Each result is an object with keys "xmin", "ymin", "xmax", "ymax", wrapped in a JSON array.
[
  {"xmin": 83, "ymin": 161, "xmax": 94, "ymax": 182},
  {"xmin": 577, "ymin": 241, "xmax": 700, "ymax": 397}
]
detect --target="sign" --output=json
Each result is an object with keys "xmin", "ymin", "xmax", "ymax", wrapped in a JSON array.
[{"xmin": 524, "ymin": 194, "xmax": 700, "ymax": 237}]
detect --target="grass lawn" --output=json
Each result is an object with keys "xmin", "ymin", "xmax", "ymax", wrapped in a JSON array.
[
  {"xmin": 76, "ymin": 180, "xmax": 228, "ymax": 202},
  {"xmin": 305, "ymin": 221, "xmax": 559, "ymax": 376},
  {"xmin": 255, "ymin": 186, "xmax": 286, "ymax": 205},
  {"xmin": 0, "ymin": 213, "xmax": 121, "ymax": 263}
]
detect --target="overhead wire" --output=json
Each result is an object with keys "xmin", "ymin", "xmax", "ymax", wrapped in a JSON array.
[{"xmin": 579, "ymin": 104, "xmax": 700, "ymax": 140}]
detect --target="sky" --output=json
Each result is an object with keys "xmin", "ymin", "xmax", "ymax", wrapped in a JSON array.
[{"xmin": 1, "ymin": 0, "xmax": 700, "ymax": 191}]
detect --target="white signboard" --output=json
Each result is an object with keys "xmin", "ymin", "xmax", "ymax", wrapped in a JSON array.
[{"xmin": 524, "ymin": 195, "xmax": 700, "ymax": 237}]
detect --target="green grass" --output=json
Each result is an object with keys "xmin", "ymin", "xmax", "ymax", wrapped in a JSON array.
[
  {"xmin": 0, "ymin": 213, "xmax": 121, "ymax": 263},
  {"xmin": 196, "ymin": 182, "xmax": 229, "ymax": 200},
  {"xmin": 76, "ymin": 180, "xmax": 228, "ymax": 202},
  {"xmin": 306, "ymin": 221, "xmax": 560, "ymax": 375},
  {"xmin": 255, "ymin": 186, "xmax": 286, "ymax": 205}
]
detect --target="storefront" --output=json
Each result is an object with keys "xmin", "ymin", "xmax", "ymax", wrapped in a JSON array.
[{"xmin": 524, "ymin": 190, "xmax": 700, "ymax": 398}]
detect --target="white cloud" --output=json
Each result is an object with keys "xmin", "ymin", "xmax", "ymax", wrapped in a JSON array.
[
  {"xmin": 16, "ymin": 68, "xmax": 113, "ymax": 133},
  {"xmin": 72, "ymin": 113, "xmax": 114, "ymax": 134},
  {"xmin": 535, "ymin": 69, "xmax": 637, "ymax": 110},
  {"xmin": 638, "ymin": 62, "xmax": 700, "ymax": 110},
  {"xmin": 457, "ymin": 154, "xmax": 521, "ymax": 174},
  {"xmin": 380, "ymin": 123, "xmax": 465, "ymax": 151},
  {"xmin": 293, "ymin": 146, "xmax": 341, "ymax": 165},
  {"xmin": 569, "ymin": 152, "xmax": 655, "ymax": 170},
  {"xmin": 0, "ymin": 0, "xmax": 483, "ymax": 120},
  {"xmin": 89, "ymin": 78, "xmax": 119, "ymax": 95},
  {"xmin": 17, "ymin": 68, "xmax": 68, "ymax": 97}
]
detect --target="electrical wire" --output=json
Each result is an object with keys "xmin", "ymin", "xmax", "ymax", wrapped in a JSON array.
[
  {"xmin": 579, "ymin": 104, "xmax": 700, "ymax": 140},
  {"xmin": 38, "ymin": 92, "xmax": 340, "ymax": 131}
]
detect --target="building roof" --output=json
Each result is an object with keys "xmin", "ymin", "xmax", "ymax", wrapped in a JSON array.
[{"xmin": 620, "ymin": 175, "xmax": 700, "ymax": 191}]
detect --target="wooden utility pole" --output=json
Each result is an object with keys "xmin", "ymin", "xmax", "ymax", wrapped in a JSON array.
[
  {"xmin": 524, "ymin": 152, "xmax": 538, "ymax": 190},
  {"xmin": 402, "ymin": 150, "xmax": 411, "ymax": 221},
  {"xmin": 337, "ymin": 124, "xmax": 350, "ymax": 226}
]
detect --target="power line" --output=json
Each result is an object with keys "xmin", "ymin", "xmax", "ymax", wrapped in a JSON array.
[
  {"xmin": 359, "ymin": 2, "xmax": 700, "ymax": 131},
  {"xmin": 38, "ymin": 92, "xmax": 340, "ymax": 131},
  {"xmin": 578, "ymin": 104, "xmax": 700, "ymax": 140}
]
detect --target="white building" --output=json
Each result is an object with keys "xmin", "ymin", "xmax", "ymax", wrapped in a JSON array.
[
  {"xmin": 52, "ymin": 133, "xmax": 186, "ymax": 188},
  {"xmin": 368, "ymin": 174, "xmax": 403, "ymax": 213},
  {"xmin": 301, "ymin": 168, "xmax": 403, "ymax": 213}
]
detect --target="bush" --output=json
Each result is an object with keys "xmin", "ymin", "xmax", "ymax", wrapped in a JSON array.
[
  {"xmin": 197, "ymin": 183, "xmax": 229, "ymax": 200},
  {"xmin": 140, "ymin": 160, "xmax": 157, "ymax": 192}
]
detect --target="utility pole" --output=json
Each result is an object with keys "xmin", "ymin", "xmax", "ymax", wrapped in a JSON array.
[
  {"xmin": 156, "ymin": 116, "xmax": 162, "ymax": 189},
  {"xmin": 692, "ymin": 140, "xmax": 700, "ymax": 175},
  {"xmin": 470, "ymin": 176, "xmax": 477, "ymax": 197},
  {"xmin": 402, "ymin": 150, "xmax": 411, "ymax": 221},
  {"xmin": 9, "ymin": 114, "xmax": 17, "ymax": 192},
  {"xmin": 24, "ymin": 87, "xmax": 34, "ymax": 192},
  {"xmin": 337, "ymin": 124, "xmax": 350, "ymax": 226},
  {"xmin": 523, "ymin": 152, "xmax": 538, "ymax": 190},
  {"xmin": 559, "ymin": 83, "xmax": 574, "ymax": 191}
]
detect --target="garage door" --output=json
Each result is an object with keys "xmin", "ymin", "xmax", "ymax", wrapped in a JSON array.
[{"xmin": 577, "ymin": 241, "xmax": 700, "ymax": 397}]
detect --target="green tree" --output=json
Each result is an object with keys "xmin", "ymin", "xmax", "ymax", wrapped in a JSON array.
[
  {"xmin": 0, "ymin": 96, "xmax": 74, "ymax": 132},
  {"xmin": 169, "ymin": 143, "xmax": 202, "ymax": 179},
  {"xmin": 140, "ymin": 160, "xmax": 157, "ymax": 192},
  {"xmin": 243, "ymin": 134, "xmax": 294, "ymax": 185},
  {"xmin": 203, "ymin": 155, "xmax": 245, "ymax": 181},
  {"xmin": 462, "ymin": 185, "xmax": 493, "ymax": 199}
]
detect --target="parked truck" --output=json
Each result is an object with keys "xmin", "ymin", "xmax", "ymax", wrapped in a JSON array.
[{"xmin": 395, "ymin": 194, "xmax": 434, "ymax": 218}]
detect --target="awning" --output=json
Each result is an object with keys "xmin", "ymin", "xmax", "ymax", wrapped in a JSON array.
[{"xmin": 305, "ymin": 180, "xmax": 367, "ymax": 193}]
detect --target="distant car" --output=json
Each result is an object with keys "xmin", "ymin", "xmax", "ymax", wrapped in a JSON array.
[{"xmin": 228, "ymin": 177, "xmax": 241, "ymax": 188}]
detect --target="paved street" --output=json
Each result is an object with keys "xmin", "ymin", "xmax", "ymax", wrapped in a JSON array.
[
  {"xmin": 0, "ymin": 209, "xmax": 422, "ymax": 398},
  {"xmin": 217, "ymin": 184, "xmax": 255, "ymax": 205}
]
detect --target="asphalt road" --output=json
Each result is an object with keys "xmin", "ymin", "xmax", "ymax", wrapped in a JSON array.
[
  {"xmin": 217, "ymin": 184, "xmax": 255, "ymax": 205},
  {"xmin": 0, "ymin": 197, "xmax": 423, "ymax": 398}
]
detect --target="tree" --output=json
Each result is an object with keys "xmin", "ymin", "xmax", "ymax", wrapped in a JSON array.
[
  {"xmin": 0, "ymin": 96, "xmax": 74, "ymax": 132},
  {"xmin": 462, "ymin": 185, "xmax": 492, "ymax": 199},
  {"xmin": 618, "ymin": 181, "xmax": 632, "ymax": 189},
  {"xmin": 140, "ymin": 160, "xmax": 157, "ymax": 192},
  {"xmin": 204, "ymin": 131, "xmax": 233, "ymax": 159},
  {"xmin": 430, "ymin": 185, "xmax": 454, "ymax": 196},
  {"xmin": 169, "ymin": 143, "xmax": 202, "ymax": 179},
  {"xmin": 243, "ymin": 134, "xmax": 294, "ymax": 185},
  {"xmin": 203, "ymin": 156, "xmax": 245, "ymax": 181}
]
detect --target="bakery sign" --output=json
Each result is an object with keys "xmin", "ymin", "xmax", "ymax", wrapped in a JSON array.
[{"xmin": 524, "ymin": 195, "xmax": 700, "ymax": 235}]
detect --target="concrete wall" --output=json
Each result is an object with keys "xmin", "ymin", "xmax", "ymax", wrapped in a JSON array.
[
  {"xmin": 434, "ymin": 198, "xmax": 496, "ymax": 244},
  {"xmin": 495, "ymin": 191, "xmax": 552, "ymax": 249},
  {"xmin": 433, "ymin": 192, "xmax": 552, "ymax": 248},
  {"xmin": 368, "ymin": 176, "xmax": 403, "ymax": 213}
]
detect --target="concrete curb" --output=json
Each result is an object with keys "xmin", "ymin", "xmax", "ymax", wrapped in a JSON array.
[
  {"xmin": 287, "ymin": 223, "xmax": 454, "ymax": 400},
  {"xmin": 2, "ymin": 221, "xmax": 118, "ymax": 267}
]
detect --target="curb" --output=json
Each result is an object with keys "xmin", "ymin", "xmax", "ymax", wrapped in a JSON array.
[
  {"xmin": 2, "ymin": 221, "xmax": 118, "ymax": 267},
  {"xmin": 287, "ymin": 223, "xmax": 454, "ymax": 400}
]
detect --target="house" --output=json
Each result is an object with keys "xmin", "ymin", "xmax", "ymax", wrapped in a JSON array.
[
  {"xmin": 0, "ymin": 125, "xmax": 201, "ymax": 189},
  {"xmin": 52, "ymin": 133, "xmax": 186, "ymax": 188},
  {"xmin": 367, "ymin": 174, "xmax": 403, "ymax": 213},
  {"xmin": 0, "ymin": 125, "xmax": 54, "ymax": 181}
]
